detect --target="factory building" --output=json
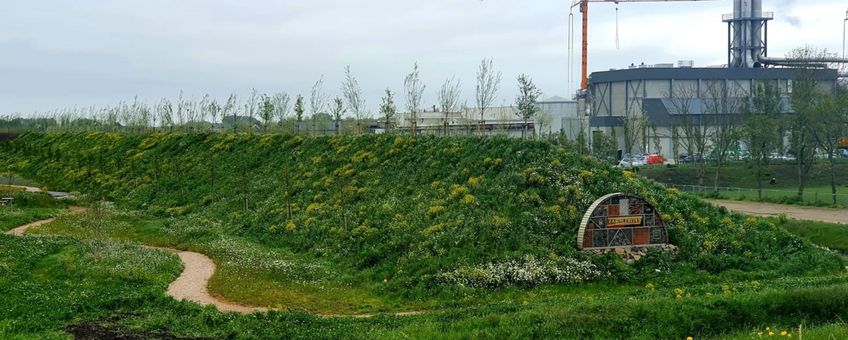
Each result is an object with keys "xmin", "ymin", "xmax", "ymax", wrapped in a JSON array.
[
  {"xmin": 587, "ymin": 65, "xmax": 839, "ymax": 160},
  {"xmin": 397, "ymin": 97, "xmax": 580, "ymax": 137},
  {"xmin": 585, "ymin": 0, "xmax": 846, "ymax": 161}
]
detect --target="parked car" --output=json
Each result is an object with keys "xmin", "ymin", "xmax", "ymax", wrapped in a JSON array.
[
  {"xmin": 646, "ymin": 154, "xmax": 665, "ymax": 165},
  {"xmin": 678, "ymin": 154, "xmax": 704, "ymax": 164},
  {"xmin": 618, "ymin": 154, "xmax": 647, "ymax": 168}
]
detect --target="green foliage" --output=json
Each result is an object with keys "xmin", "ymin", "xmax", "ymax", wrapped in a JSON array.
[
  {"xmin": 1, "ymin": 132, "xmax": 843, "ymax": 294},
  {"xmin": 0, "ymin": 190, "xmax": 65, "ymax": 231}
]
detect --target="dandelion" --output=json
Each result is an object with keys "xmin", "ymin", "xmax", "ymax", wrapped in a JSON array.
[
  {"xmin": 768, "ymin": 331, "xmax": 774, "ymax": 337},
  {"xmin": 780, "ymin": 331, "xmax": 787, "ymax": 336},
  {"xmin": 686, "ymin": 337, "xmax": 693, "ymax": 340}
]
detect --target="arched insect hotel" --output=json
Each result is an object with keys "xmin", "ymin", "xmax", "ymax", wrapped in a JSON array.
[{"xmin": 577, "ymin": 193, "xmax": 668, "ymax": 250}]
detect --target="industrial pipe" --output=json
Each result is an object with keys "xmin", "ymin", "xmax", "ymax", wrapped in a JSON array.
[{"xmin": 757, "ymin": 55, "xmax": 848, "ymax": 65}]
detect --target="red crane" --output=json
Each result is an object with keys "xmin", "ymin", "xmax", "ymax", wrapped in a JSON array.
[{"xmin": 570, "ymin": 0, "xmax": 715, "ymax": 92}]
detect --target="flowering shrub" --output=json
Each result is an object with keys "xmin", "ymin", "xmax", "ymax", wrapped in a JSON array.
[{"xmin": 441, "ymin": 255, "xmax": 608, "ymax": 289}]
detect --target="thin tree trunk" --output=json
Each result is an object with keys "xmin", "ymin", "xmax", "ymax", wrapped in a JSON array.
[
  {"xmin": 830, "ymin": 156, "xmax": 837, "ymax": 205},
  {"xmin": 756, "ymin": 161, "xmax": 763, "ymax": 200},
  {"xmin": 713, "ymin": 162, "xmax": 722, "ymax": 192}
]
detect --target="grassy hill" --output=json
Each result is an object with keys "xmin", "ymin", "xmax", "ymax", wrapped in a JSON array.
[{"xmin": 1, "ymin": 132, "xmax": 842, "ymax": 293}]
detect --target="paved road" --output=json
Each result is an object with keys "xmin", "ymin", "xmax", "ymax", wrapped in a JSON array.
[{"xmin": 707, "ymin": 199, "xmax": 848, "ymax": 225}]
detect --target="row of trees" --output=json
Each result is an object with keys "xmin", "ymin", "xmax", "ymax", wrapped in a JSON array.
[
  {"xmin": 2, "ymin": 59, "xmax": 551, "ymax": 139},
  {"xmin": 609, "ymin": 47, "xmax": 847, "ymax": 204}
]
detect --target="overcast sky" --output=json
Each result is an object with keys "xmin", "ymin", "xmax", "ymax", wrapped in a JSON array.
[{"xmin": 2, "ymin": 0, "xmax": 846, "ymax": 116}]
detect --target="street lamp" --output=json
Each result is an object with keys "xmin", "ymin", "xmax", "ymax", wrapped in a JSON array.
[{"xmin": 843, "ymin": 10, "xmax": 848, "ymax": 58}]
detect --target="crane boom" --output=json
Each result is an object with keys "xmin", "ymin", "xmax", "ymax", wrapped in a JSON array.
[{"xmin": 570, "ymin": 0, "xmax": 715, "ymax": 93}]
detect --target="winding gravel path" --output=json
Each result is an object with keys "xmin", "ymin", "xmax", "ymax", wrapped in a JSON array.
[
  {"xmin": 5, "ymin": 186, "xmax": 426, "ymax": 316},
  {"xmin": 161, "ymin": 248, "xmax": 268, "ymax": 313},
  {"xmin": 707, "ymin": 199, "xmax": 848, "ymax": 225}
]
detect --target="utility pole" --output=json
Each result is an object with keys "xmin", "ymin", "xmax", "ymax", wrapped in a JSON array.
[{"xmin": 843, "ymin": 9, "xmax": 847, "ymax": 58}]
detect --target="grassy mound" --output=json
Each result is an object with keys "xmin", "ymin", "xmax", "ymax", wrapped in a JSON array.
[{"xmin": 1, "ymin": 132, "xmax": 842, "ymax": 292}]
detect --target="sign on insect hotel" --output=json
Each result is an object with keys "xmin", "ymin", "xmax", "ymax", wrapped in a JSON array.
[{"xmin": 577, "ymin": 193, "xmax": 669, "ymax": 250}]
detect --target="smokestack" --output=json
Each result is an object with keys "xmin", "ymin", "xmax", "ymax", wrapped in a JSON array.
[{"xmin": 725, "ymin": 0, "xmax": 771, "ymax": 68}]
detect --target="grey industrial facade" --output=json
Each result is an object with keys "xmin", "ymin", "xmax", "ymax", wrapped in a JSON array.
[{"xmin": 586, "ymin": 66, "xmax": 839, "ymax": 160}]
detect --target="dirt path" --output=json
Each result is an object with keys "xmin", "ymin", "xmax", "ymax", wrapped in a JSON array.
[
  {"xmin": 6, "ymin": 196, "xmax": 425, "ymax": 317},
  {"xmin": 5, "ymin": 218, "xmax": 56, "ymax": 236},
  {"xmin": 1, "ymin": 184, "xmax": 42, "ymax": 193},
  {"xmin": 162, "ymin": 249, "xmax": 269, "ymax": 314},
  {"xmin": 707, "ymin": 199, "xmax": 848, "ymax": 225}
]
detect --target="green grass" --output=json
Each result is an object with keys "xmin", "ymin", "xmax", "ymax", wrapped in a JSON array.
[
  {"xmin": 5, "ymin": 132, "xmax": 848, "ymax": 338},
  {"xmin": 724, "ymin": 323, "xmax": 848, "ymax": 339},
  {"xmin": 769, "ymin": 217, "xmax": 848, "ymax": 253},
  {"xmin": 640, "ymin": 161, "xmax": 848, "ymax": 207},
  {"xmin": 3, "ymin": 132, "xmax": 843, "ymax": 293},
  {"xmin": 6, "ymin": 230, "xmax": 848, "ymax": 339},
  {"xmin": 0, "ymin": 190, "xmax": 66, "ymax": 231}
]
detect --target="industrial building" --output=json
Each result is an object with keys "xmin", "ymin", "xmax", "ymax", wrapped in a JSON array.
[
  {"xmin": 584, "ymin": 0, "xmax": 847, "ymax": 161},
  {"xmin": 397, "ymin": 96, "xmax": 580, "ymax": 138}
]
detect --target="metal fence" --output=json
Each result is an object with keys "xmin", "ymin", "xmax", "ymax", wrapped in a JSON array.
[{"xmin": 669, "ymin": 184, "xmax": 848, "ymax": 207}]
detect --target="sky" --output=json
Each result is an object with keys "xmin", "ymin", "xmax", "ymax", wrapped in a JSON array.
[{"xmin": 1, "ymin": 0, "xmax": 846, "ymax": 116}]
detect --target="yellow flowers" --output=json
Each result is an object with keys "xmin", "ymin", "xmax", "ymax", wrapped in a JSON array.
[
  {"xmin": 674, "ymin": 288, "xmax": 685, "ymax": 299},
  {"xmin": 467, "ymin": 176, "xmax": 483, "ymax": 187},
  {"xmin": 545, "ymin": 205, "xmax": 562, "ymax": 218},
  {"xmin": 285, "ymin": 220, "xmax": 296, "ymax": 231},
  {"xmin": 428, "ymin": 205, "xmax": 446, "ymax": 216},
  {"xmin": 686, "ymin": 337, "xmax": 694, "ymax": 340},
  {"xmin": 460, "ymin": 194, "xmax": 477, "ymax": 205},
  {"xmin": 422, "ymin": 223, "xmax": 446, "ymax": 236},
  {"xmin": 645, "ymin": 283, "xmax": 656, "ymax": 292},
  {"xmin": 756, "ymin": 326, "xmax": 791, "ymax": 338},
  {"xmin": 449, "ymin": 185, "xmax": 470, "ymax": 199},
  {"xmin": 306, "ymin": 203, "xmax": 321, "ymax": 215}
]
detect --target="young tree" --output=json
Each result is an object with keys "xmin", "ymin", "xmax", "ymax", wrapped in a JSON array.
[
  {"xmin": 272, "ymin": 93, "xmax": 291, "ymax": 131},
  {"xmin": 703, "ymin": 81, "xmax": 741, "ymax": 191},
  {"xmin": 622, "ymin": 115, "xmax": 647, "ymax": 155},
  {"xmin": 403, "ymin": 62, "xmax": 425, "ymax": 136},
  {"xmin": 310, "ymin": 77, "xmax": 328, "ymax": 136},
  {"xmin": 537, "ymin": 112, "xmax": 554, "ymax": 139},
  {"xmin": 649, "ymin": 124, "xmax": 662, "ymax": 156},
  {"xmin": 809, "ymin": 88, "xmax": 847, "ymax": 205},
  {"xmin": 476, "ymin": 58, "xmax": 502, "ymax": 135},
  {"xmin": 259, "ymin": 94, "xmax": 275, "ymax": 133},
  {"xmin": 438, "ymin": 76, "xmax": 462, "ymax": 136},
  {"xmin": 294, "ymin": 95, "xmax": 305, "ymax": 134},
  {"xmin": 379, "ymin": 88, "xmax": 397, "ymax": 132},
  {"xmin": 668, "ymin": 82, "xmax": 711, "ymax": 185},
  {"xmin": 330, "ymin": 97, "xmax": 345, "ymax": 135},
  {"xmin": 592, "ymin": 131, "xmax": 617, "ymax": 163},
  {"xmin": 342, "ymin": 66, "xmax": 367, "ymax": 134},
  {"xmin": 515, "ymin": 74, "xmax": 541, "ymax": 139},
  {"xmin": 206, "ymin": 97, "xmax": 221, "ymax": 132},
  {"xmin": 788, "ymin": 46, "xmax": 835, "ymax": 200},
  {"xmin": 244, "ymin": 89, "xmax": 259, "ymax": 133},
  {"xmin": 157, "ymin": 98, "xmax": 174, "ymax": 132},
  {"xmin": 222, "ymin": 93, "xmax": 238, "ymax": 133},
  {"xmin": 743, "ymin": 83, "xmax": 783, "ymax": 199}
]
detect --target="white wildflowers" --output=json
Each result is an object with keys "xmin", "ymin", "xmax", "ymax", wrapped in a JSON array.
[{"xmin": 441, "ymin": 255, "xmax": 607, "ymax": 289}]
